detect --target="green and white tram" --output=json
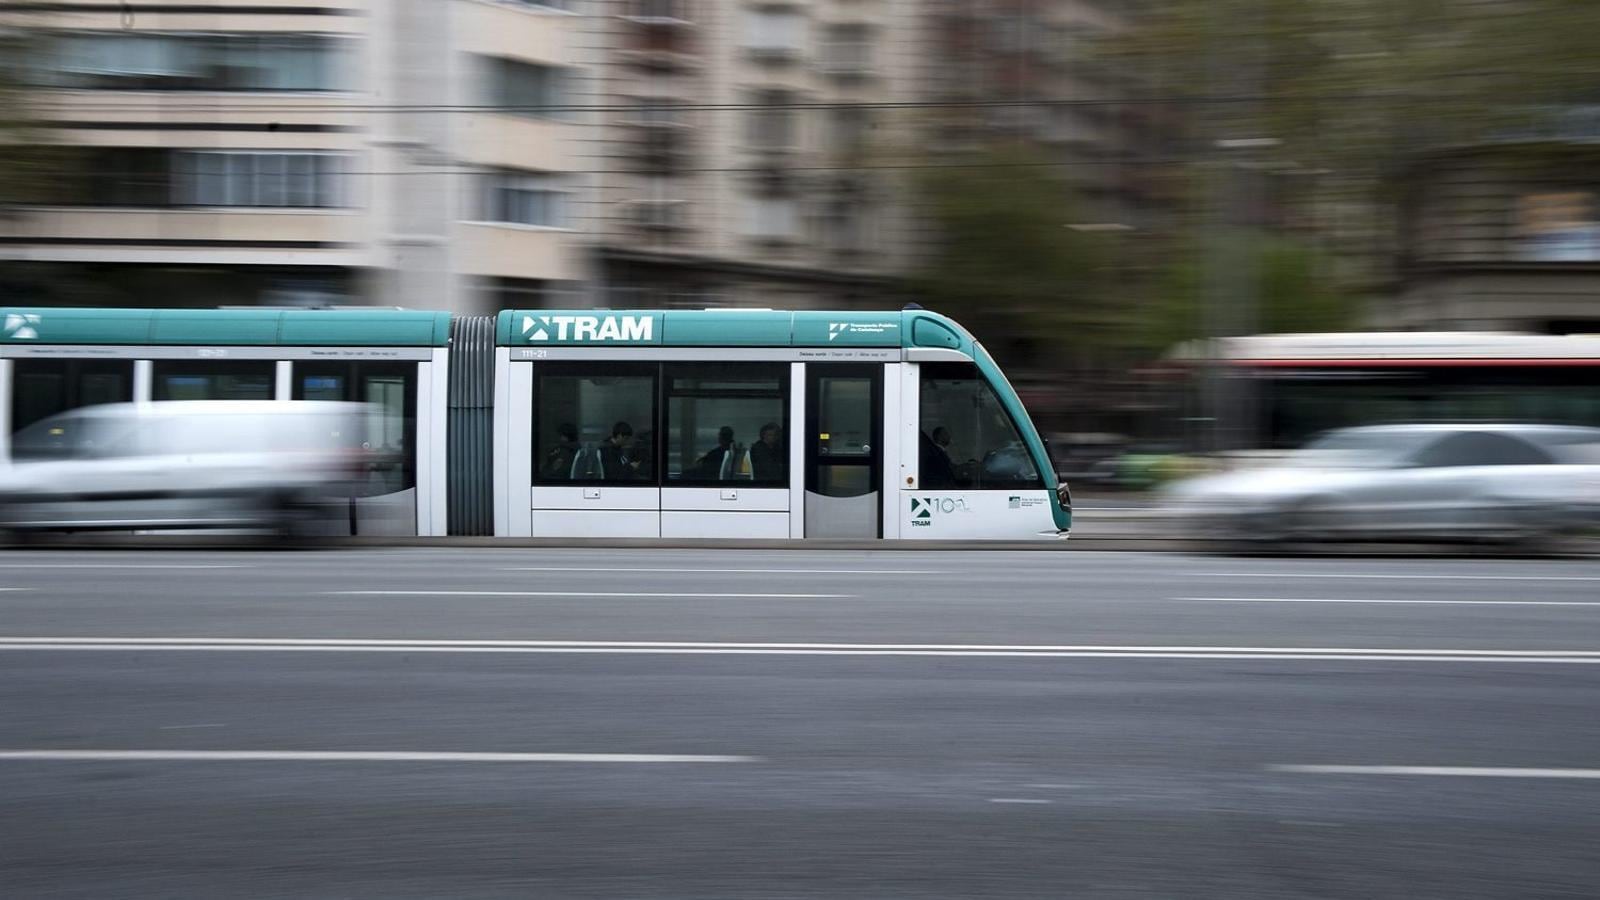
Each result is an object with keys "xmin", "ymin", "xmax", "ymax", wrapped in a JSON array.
[
  {"xmin": 0, "ymin": 305, "xmax": 1070, "ymax": 540},
  {"xmin": 492, "ymin": 308, "xmax": 1071, "ymax": 540}
]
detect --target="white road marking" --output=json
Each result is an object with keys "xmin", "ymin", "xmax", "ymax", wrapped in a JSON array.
[
  {"xmin": 1202, "ymin": 572, "xmax": 1600, "ymax": 582},
  {"xmin": 501, "ymin": 567, "xmax": 938, "ymax": 575},
  {"xmin": 2, "ymin": 637, "xmax": 1599, "ymax": 663},
  {"xmin": 1271, "ymin": 765, "xmax": 1600, "ymax": 779},
  {"xmin": 328, "ymin": 591, "xmax": 854, "ymax": 599},
  {"xmin": 989, "ymin": 798, "xmax": 1054, "ymax": 804},
  {"xmin": 0, "ymin": 750, "xmax": 756, "ymax": 764},
  {"xmin": 1186, "ymin": 597, "xmax": 1600, "ymax": 607},
  {"xmin": 158, "ymin": 724, "xmax": 226, "ymax": 730},
  {"xmin": 0, "ymin": 564, "xmax": 247, "ymax": 570}
]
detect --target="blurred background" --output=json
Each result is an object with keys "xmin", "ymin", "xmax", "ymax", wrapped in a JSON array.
[{"xmin": 3, "ymin": 0, "xmax": 1600, "ymax": 488}]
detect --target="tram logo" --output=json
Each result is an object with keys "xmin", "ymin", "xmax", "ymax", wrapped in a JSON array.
[
  {"xmin": 910, "ymin": 496, "xmax": 971, "ymax": 526},
  {"xmin": 3, "ymin": 313, "xmax": 40, "ymax": 340},
  {"xmin": 828, "ymin": 321, "xmax": 897, "ymax": 341},
  {"xmin": 521, "ymin": 314, "xmax": 653, "ymax": 343}
]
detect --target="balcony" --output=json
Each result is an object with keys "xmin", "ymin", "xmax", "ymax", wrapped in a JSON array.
[
  {"xmin": 455, "ymin": 222, "xmax": 576, "ymax": 281},
  {"xmin": 0, "ymin": 207, "xmax": 365, "ymax": 266}
]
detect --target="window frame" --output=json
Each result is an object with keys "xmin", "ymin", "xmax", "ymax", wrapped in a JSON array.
[
  {"xmin": 530, "ymin": 362, "xmax": 660, "ymax": 487},
  {"xmin": 918, "ymin": 361, "xmax": 1046, "ymax": 491},
  {"xmin": 292, "ymin": 360, "xmax": 420, "ymax": 492},
  {"xmin": 661, "ymin": 362, "xmax": 790, "ymax": 488},
  {"xmin": 9, "ymin": 358, "xmax": 135, "ymax": 436},
  {"xmin": 151, "ymin": 359, "xmax": 277, "ymax": 402},
  {"xmin": 481, "ymin": 168, "xmax": 570, "ymax": 228}
]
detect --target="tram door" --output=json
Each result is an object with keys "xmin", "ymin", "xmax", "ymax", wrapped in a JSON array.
[{"xmin": 804, "ymin": 364, "xmax": 882, "ymax": 538}]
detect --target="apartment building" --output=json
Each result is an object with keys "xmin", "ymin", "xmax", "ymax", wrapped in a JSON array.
[
  {"xmin": 1, "ymin": 1, "xmax": 1150, "ymax": 314},
  {"xmin": 0, "ymin": 0, "xmax": 586, "ymax": 314},
  {"xmin": 577, "ymin": 0, "xmax": 920, "ymax": 309},
  {"xmin": 921, "ymin": 0, "xmax": 1166, "ymax": 232}
]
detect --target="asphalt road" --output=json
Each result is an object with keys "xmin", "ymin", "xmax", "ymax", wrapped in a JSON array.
[{"xmin": 2, "ymin": 547, "xmax": 1599, "ymax": 898}]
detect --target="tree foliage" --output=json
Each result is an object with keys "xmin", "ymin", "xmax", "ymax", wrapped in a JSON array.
[
  {"xmin": 1114, "ymin": 0, "xmax": 1600, "ymax": 176},
  {"xmin": 908, "ymin": 148, "xmax": 1128, "ymax": 360}
]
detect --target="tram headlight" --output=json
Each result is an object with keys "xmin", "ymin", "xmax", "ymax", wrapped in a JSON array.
[{"xmin": 1056, "ymin": 481, "xmax": 1072, "ymax": 512}]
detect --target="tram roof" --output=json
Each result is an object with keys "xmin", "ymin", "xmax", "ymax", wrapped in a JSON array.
[
  {"xmin": 0, "ymin": 308, "xmax": 452, "ymax": 347},
  {"xmin": 0, "ymin": 307, "xmax": 980, "ymax": 353},
  {"xmin": 494, "ymin": 309, "xmax": 975, "ymax": 351}
]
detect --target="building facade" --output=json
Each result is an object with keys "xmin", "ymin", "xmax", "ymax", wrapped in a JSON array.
[
  {"xmin": 1, "ymin": 0, "xmax": 1148, "ymax": 315},
  {"xmin": 1382, "ymin": 143, "xmax": 1600, "ymax": 334}
]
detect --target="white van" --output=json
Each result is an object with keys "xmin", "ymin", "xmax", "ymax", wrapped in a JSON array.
[{"xmin": 0, "ymin": 401, "xmax": 373, "ymax": 534}]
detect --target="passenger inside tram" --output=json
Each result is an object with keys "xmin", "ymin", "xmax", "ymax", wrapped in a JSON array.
[
  {"xmin": 598, "ymin": 421, "xmax": 646, "ymax": 480},
  {"xmin": 696, "ymin": 426, "xmax": 739, "ymax": 479},
  {"xmin": 541, "ymin": 423, "xmax": 580, "ymax": 480},
  {"xmin": 750, "ymin": 422, "xmax": 785, "ymax": 481}
]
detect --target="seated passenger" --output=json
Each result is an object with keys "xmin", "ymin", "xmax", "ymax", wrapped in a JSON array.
[
  {"xmin": 696, "ymin": 426, "xmax": 737, "ymax": 479},
  {"xmin": 749, "ymin": 422, "xmax": 786, "ymax": 482},
  {"xmin": 540, "ymin": 423, "xmax": 579, "ymax": 480},
  {"xmin": 598, "ymin": 421, "xmax": 645, "ymax": 481}
]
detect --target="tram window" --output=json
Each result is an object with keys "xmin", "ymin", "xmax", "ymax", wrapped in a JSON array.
[
  {"xmin": 10, "ymin": 359, "xmax": 134, "ymax": 434},
  {"xmin": 533, "ymin": 365, "xmax": 656, "ymax": 484},
  {"xmin": 293, "ymin": 362, "xmax": 417, "ymax": 493},
  {"xmin": 664, "ymin": 364, "xmax": 788, "ymax": 486},
  {"xmin": 919, "ymin": 362, "xmax": 1043, "ymax": 490},
  {"xmin": 152, "ymin": 360, "xmax": 275, "ymax": 401}
]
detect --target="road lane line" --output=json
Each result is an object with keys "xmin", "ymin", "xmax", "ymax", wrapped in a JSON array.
[
  {"xmin": 0, "ymin": 750, "xmax": 756, "ymax": 764},
  {"xmin": 7, "ymin": 637, "xmax": 1600, "ymax": 654},
  {"xmin": 0, "ymin": 560, "xmax": 244, "ymax": 566},
  {"xmin": 1185, "ymin": 597, "xmax": 1600, "ymax": 607},
  {"xmin": 500, "ymin": 567, "xmax": 938, "ymax": 575},
  {"xmin": 989, "ymin": 798, "xmax": 1054, "ymax": 804},
  {"xmin": 2, "ymin": 637, "xmax": 1600, "ymax": 663},
  {"xmin": 1271, "ymin": 765, "xmax": 1600, "ymax": 779},
  {"xmin": 327, "ymin": 591, "xmax": 855, "ymax": 599},
  {"xmin": 1201, "ymin": 572, "xmax": 1600, "ymax": 582}
]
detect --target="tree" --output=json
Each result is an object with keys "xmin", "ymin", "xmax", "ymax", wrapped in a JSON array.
[
  {"xmin": 1140, "ymin": 233, "xmax": 1357, "ymax": 351},
  {"xmin": 1111, "ymin": 0, "xmax": 1600, "ymax": 280},
  {"xmin": 908, "ymin": 147, "xmax": 1129, "ymax": 362}
]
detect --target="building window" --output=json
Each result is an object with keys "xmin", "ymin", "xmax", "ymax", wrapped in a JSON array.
[
  {"xmin": 482, "ymin": 170, "xmax": 569, "ymax": 227},
  {"xmin": 41, "ymin": 32, "xmax": 350, "ymax": 92},
  {"xmin": 746, "ymin": 90, "xmax": 796, "ymax": 149},
  {"xmin": 664, "ymin": 364, "xmax": 789, "ymax": 486},
  {"xmin": 830, "ymin": 106, "xmax": 872, "ymax": 154},
  {"xmin": 821, "ymin": 24, "xmax": 872, "ymax": 74},
  {"xmin": 533, "ymin": 365, "xmax": 657, "ymax": 485},
  {"xmin": 743, "ymin": 196, "xmax": 800, "ymax": 241},
  {"xmin": 176, "ymin": 152, "xmax": 348, "ymax": 208},
  {"xmin": 741, "ymin": 9, "xmax": 805, "ymax": 56},
  {"xmin": 68, "ymin": 148, "xmax": 173, "ymax": 207},
  {"xmin": 500, "ymin": 0, "xmax": 575, "ymax": 11},
  {"xmin": 918, "ymin": 362, "xmax": 1043, "ymax": 490},
  {"xmin": 630, "ymin": 0, "xmax": 687, "ymax": 20},
  {"xmin": 486, "ymin": 57, "xmax": 570, "ymax": 119}
]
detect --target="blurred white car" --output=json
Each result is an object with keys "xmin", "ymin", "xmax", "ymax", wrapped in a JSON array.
[
  {"xmin": 1165, "ymin": 424, "xmax": 1600, "ymax": 544},
  {"xmin": 0, "ymin": 401, "xmax": 370, "ymax": 534}
]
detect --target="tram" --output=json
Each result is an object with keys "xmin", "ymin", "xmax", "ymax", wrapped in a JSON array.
[{"xmin": 0, "ymin": 306, "xmax": 1071, "ymax": 541}]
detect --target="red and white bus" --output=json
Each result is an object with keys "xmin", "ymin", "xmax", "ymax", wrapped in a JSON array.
[{"xmin": 1174, "ymin": 332, "xmax": 1600, "ymax": 449}]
